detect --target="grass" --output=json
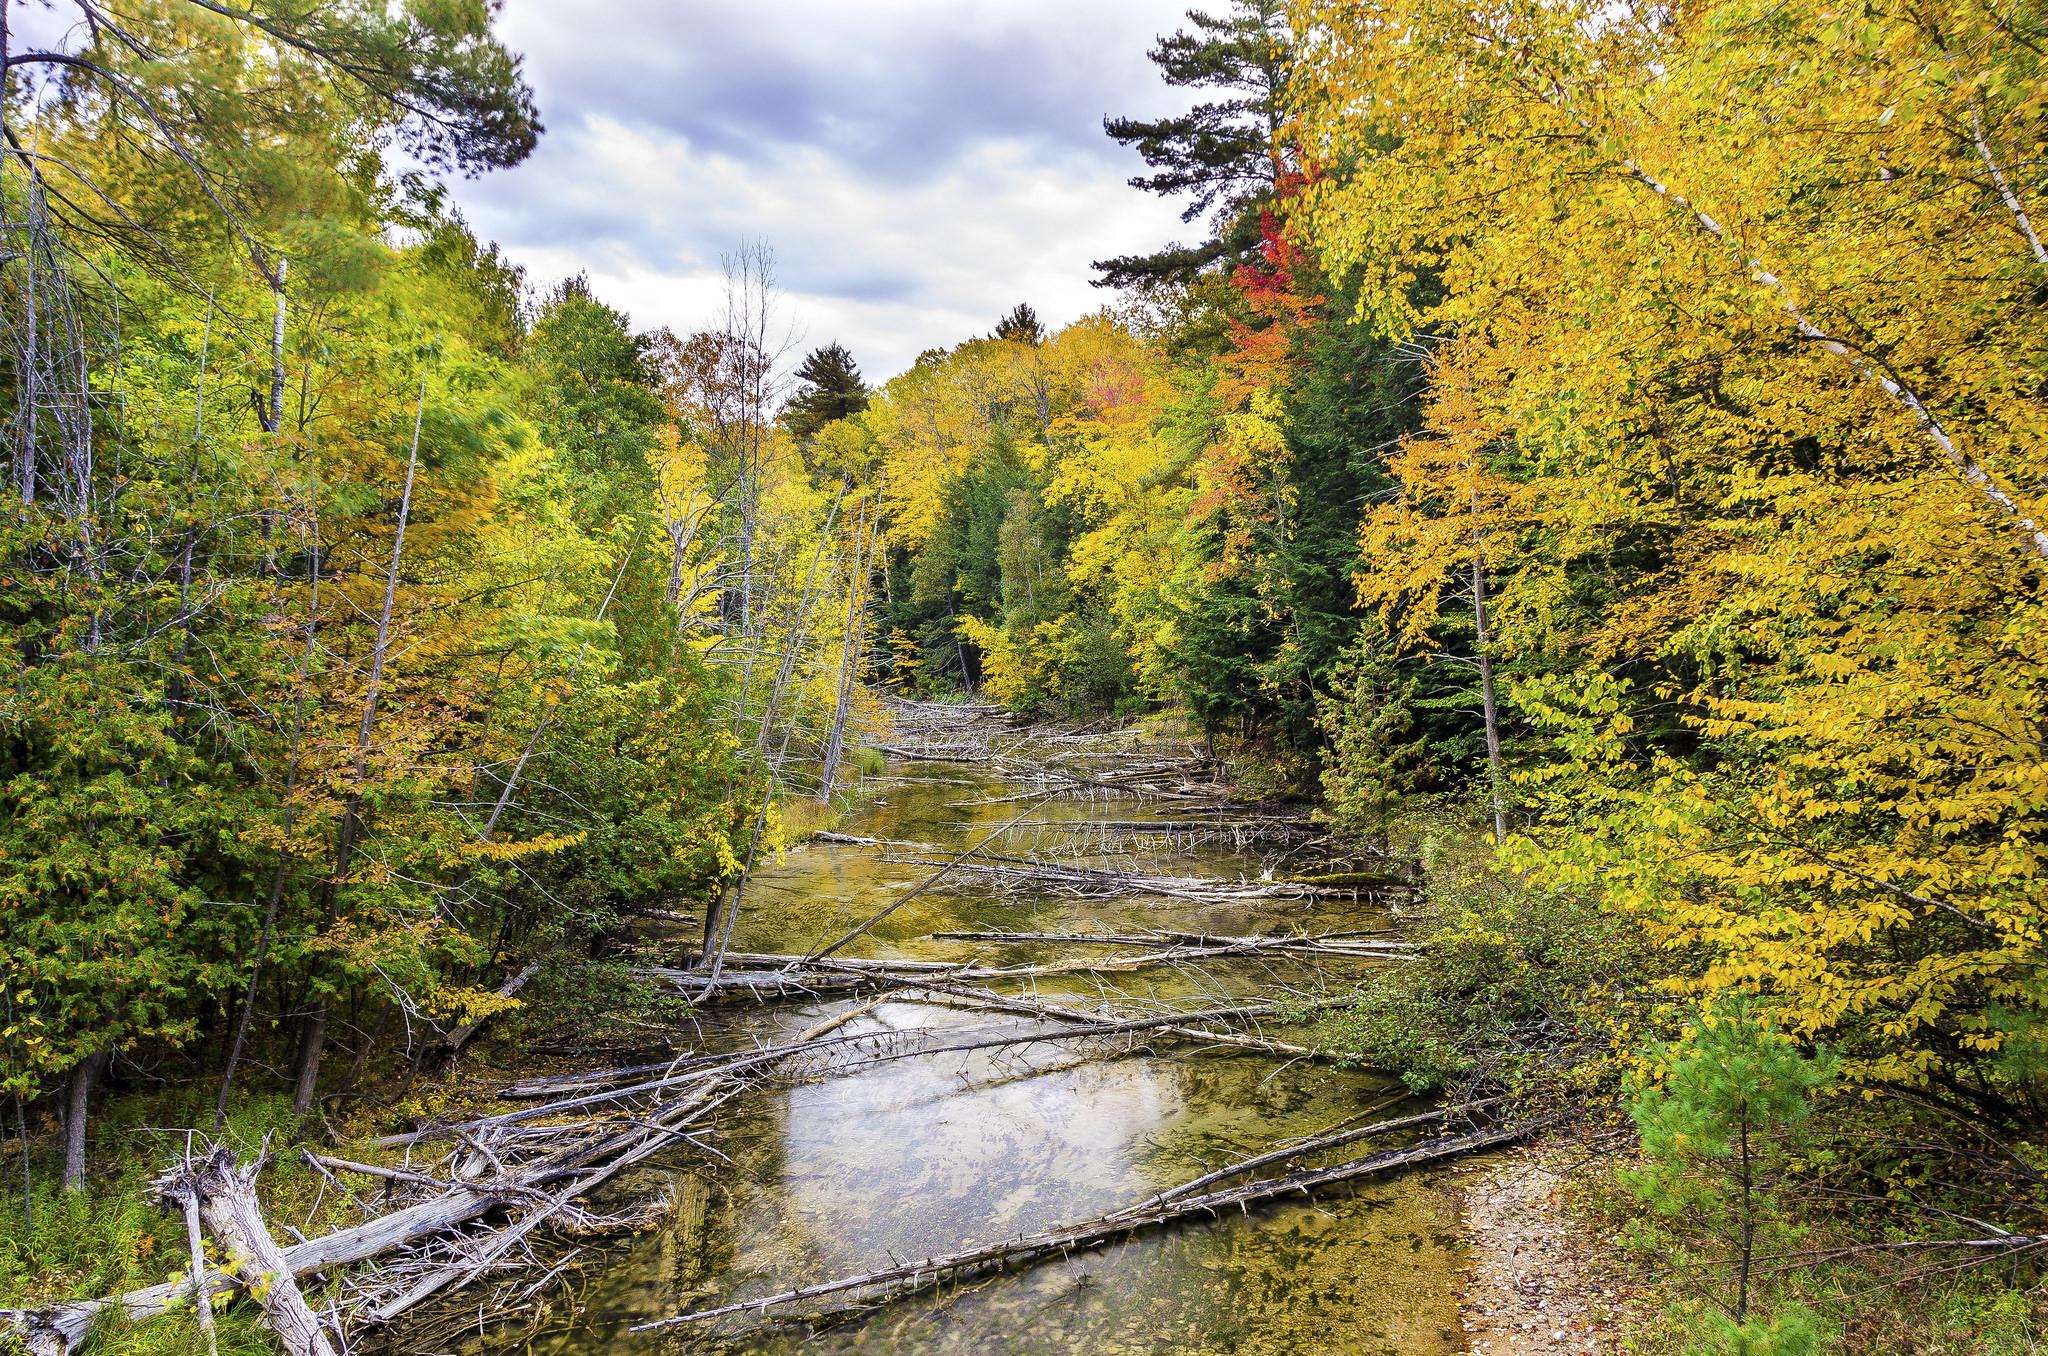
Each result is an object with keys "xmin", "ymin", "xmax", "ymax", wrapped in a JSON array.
[{"xmin": 0, "ymin": 1089, "xmax": 361, "ymax": 1356}]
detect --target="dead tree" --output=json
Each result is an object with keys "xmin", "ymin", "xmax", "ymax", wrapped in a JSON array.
[
  {"xmin": 150, "ymin": 1147, "xmax": 339, "ymax": 1356},
  {"xmin": 819, "ymin": 478, "xmax": 885, "ymax": 799}
]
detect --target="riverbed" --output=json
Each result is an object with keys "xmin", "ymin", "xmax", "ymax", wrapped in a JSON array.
[{"xmin": 436, "ymin": 750, "xmax": 1468, "ymax": 1355}]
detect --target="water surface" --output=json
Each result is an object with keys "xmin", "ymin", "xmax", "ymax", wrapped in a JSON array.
[{"xmin": 443, "ymin": 757, "xmax": 1468, "ymax": 1355}]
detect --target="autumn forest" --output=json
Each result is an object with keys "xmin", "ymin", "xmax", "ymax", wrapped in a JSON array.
[{"xmin": 1, "ymin": 1, "xmax": 2044, "ymax": 1353}]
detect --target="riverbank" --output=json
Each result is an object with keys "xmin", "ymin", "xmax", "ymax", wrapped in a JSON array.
[{"xmin": 1458, "ymin": 1145, "xmax": 1635, "ymax": 1355}]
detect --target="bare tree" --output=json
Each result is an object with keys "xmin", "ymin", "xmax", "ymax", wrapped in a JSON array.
[{"xmin": 818, "ymin": 480, "xmax": 885, "ymax": 800}]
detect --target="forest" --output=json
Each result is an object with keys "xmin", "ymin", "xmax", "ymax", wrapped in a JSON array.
[{"xmin": 0, "ymin": 1, "xmax": 2043, "ymax": 1354}]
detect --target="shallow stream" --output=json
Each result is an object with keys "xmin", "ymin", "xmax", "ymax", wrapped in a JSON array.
[{"xmin": 451, "ymin": 757, "xmax": 1469, "ymax": 1354}]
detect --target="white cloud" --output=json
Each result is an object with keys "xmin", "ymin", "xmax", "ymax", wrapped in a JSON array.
[{"xmin": 447, "ymin": 0, "xmax": 1200, "ymax": 380}]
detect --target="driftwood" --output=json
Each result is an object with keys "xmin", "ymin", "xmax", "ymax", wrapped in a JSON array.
[
  {"xmin": 931, "ymin": 927, "xmax": 1409, "ymax": 958},
  {"xmin": 7, "ymin": 1004, "xmax": 893, "ymax": 1354},
  {"xmin": 641, "ymin": 933, "xmax": 1413, "ymax": 1007},
  {"xmin": 495, "ymin": 1060, "xmax": 698, "ymax": 1100},
  {"xmin": 915, "ymin": 982, "xmax": 1330, "ymax": 1058},
  {"xmin": 166, "ymin": 1169, "xmax": 219, "ymax": 1356},
  {"xmin": 1107, "ymin": 1098, "xmax": 1509, "ymax": 1216},
  {"xmin": 631, "ymin": 1114, "xmax": 1549, "ymax": 1332},
  {"xmin": 991, "ymin": 817, "xmax": 1312, "ymax": 836},
  {"xmin": 7, "ymin": 1180, "xmax": 506, "ymax": 1355},
  {"xmin": 809, "ymin": 830, "xmax": 936, "ymax": 849},
  {"xmin": 877, "ymin": 853, "xmax": 1382, "ymax": 903},
  {"xmin": 395, "ymin": 992, "xmax": 1364, "ymax": 1147},
  {"xmin": 153, "ymin": 1149, "xmax": 340, "ymax": 1356}
]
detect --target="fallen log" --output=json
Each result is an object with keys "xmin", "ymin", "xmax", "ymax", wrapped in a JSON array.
[
  {"xmin": 495, "ymin": 1059, "xmax": 704, "ymax": 1100},
  {"xmin": 929, "ymin": 928, "xmax": 1412, "ymax": 957},
  {"xmin": 135, "ymin": 1155, "xmax": 339, "ymax": 1356},
  {"xmin": 440, "ymin": 960, "xmax": 543, "ymax": 1056},
  {"xmin": 642, "ymin": 936, "xmax": 1413, "ymax": 1005},
  {"xmin": 915, "ymin": 982, "xmax": 1330, "ymax": 1059},
  {"xmin": 1107, "ymin": 1098, "xmax": 1509, "ymax": 1216},
  {"xmin": 876, "ymin": 854, "xmax": 1377, "ymax": 903},
  {"xmin": 155, "ymin": 1150, "xmax": 340, "ymax": 1356},
  {"xmin": 872, "ymin": 743, "xmax": 992, "ymax": 764},
  {"xmin": 6, "ymin": 1183, "xmax": 505, "ymax": 1355},
  {"xmin": 809, "ymin": 830, "xmax": 938, "ymax": 849},
  {"xmin": 984, "ymin": 818, "xmax": 1313, "ymax": 835},
  {"xmin": 630, "ymin": 1115, "xmax": 1552, "ymax": 1332}
]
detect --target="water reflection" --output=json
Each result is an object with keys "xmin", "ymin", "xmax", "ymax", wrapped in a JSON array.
[{"xmin": 443, "ymin": 760, "xmax": 1469, "ymax": 1356}]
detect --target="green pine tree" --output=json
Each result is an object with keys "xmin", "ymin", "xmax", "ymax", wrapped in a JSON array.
[
  {"xmin": 1093, "ymin": 0, "xmax": 1291, "ymax": 291},
  {"xmin": 1627, "ymin": 1000, "xmax": 1839, "ymax": 1355},
  {"xmin": 783, "ymin": 342, "xmax": 870, "ymax": 445}
]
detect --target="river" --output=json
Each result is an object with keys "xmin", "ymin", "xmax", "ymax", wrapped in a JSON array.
[{"xmin": 436, "ymin": 740, "xmax": 1468, "ymax": 1355}]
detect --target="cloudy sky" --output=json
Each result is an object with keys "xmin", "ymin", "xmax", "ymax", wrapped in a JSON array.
[{"xmin": 446, "ymin": 1, "xmax": 1202, "ymax": 382}]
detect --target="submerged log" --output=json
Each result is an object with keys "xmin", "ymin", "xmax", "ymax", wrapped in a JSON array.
[
  {"xmin": 640, "ymin": 934, "xmax": 1414, "ymax": 1006},
  {"xmin": 929, "ymin": 927, "xmax": 1411, "ymax": 957},
  {"xmin": 875, "ymin": 853, "xmax": 1387, "ymax": 903},
  {"xmin": 631, "ymin": 1115, "xmax": 1551, "ymax": 1332}
]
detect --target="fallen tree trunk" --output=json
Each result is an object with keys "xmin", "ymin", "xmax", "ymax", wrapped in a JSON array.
[
  {"xmin": 929, "ymin": 928, "xmax": 1411, "ymax": 958},
  {"xmin": 8, "ymin": 1184, "xmax": 503, "ymax": 1355},
  {"xmin": 630, "ymin": 1115, "xmax": 1551, "ymax": 1332},
  {"xmin": 157, "ymin": 1150, "xmax": 340, "ymax": 1356},
  {"xmin": 914, "ymin": 982, "xmax": 1329, "ymax": 1058},
  {"xmin": 640, "ymin": 935, "xmax": 1413, "ymax": 1004},
  {"xmin": 1108, "ymin": 1098, "xmax": 1509, "ymax": 1216},
  {"xmin": 876, "ymin": 854, "xmax": 1381, "ymax": 903},
  {"xmin": 439, "ymin": 960, "xmax": 543, "ymax": 1057}
]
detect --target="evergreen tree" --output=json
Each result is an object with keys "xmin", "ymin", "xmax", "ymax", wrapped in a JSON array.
[
  {"xmin": 782, "ymin": 342, "xmax": 869, "ymax": 444},
  {"xmin": 1627, "ymin": 1003, "xmax": 1837, "ymax": 1353},
  {"xmin": 992, "ymin": 303, "xmax": 1043, "ymax": 345},
  {"xmin": 1093, "ymin": 1, "xmax": 1291, "ymax": 291}
]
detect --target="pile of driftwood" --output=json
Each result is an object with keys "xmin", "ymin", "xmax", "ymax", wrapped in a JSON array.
[
  {"xmin": 642, "ymin": 928, "xmax": 1416, "ymax": 1004},
  {"xmin": 879, "ymin": 697, "xmax": 1240, "ymax": 805},
  {"xmin": 986, "ymin": 815, "xmax": 1320, "ymax": 859},
  {"xmin": 874, "ymin": 695, "xmax": 1015, "ymax": 764}
]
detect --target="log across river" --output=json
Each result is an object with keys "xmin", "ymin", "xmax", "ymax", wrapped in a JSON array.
[{"xmin": 398, "ymin": 742, "xmax": 1479, "ymax": 1355}]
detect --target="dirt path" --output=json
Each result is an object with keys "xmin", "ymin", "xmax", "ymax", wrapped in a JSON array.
[{"xmin": 1457, "ymin": 1147, "xmax": 1632, "ymax": 1355}]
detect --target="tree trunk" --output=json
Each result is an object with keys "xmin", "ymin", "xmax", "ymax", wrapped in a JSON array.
[
  {"xmin": 156, "ymin": 1148, "xmax": 338, "ymax": 1356},
  {"xmin": 261, "ymin": 257, "xmax": 287, "ymax": 434},
  {"xmin": 59, "ymin": 1050, "xmax": 107, "ymax": 1191},
  {"xmin": 290, "ymin": 1004, "xmax": 327, "ymax": 1122},
  {"xmin": 820, "ymin": 485, "xmax": 882, "ymax": 801},
  {"xmin": 1469, "ymin": 488, "xmax": 1508, "ymax": 846}
]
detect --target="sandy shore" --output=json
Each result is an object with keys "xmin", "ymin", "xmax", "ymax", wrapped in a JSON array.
[{"xmin": 1456, "ymin": 1147, "xmax": 1633, "ymax": 1355}]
